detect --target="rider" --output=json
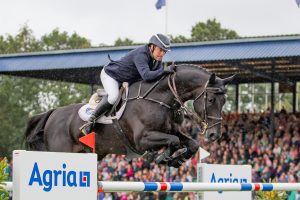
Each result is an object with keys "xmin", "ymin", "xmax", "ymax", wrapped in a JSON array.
[{"xmin": 81, "ymin": 33, "xmax": 175, "ymax": 134}]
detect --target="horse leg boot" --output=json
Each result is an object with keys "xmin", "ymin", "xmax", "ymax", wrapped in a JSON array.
[
  {"xmin": 80, "ymin": 95, "xmax": 112, "ymax": 134},
  {"xmin": 168, "ymin": 132, "xmax": 199, "ymax": 168}
]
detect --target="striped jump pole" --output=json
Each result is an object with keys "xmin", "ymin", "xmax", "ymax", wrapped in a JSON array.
[
  {"xmin": 98, "ymin": 182, "xmax": 300, "ymax": 192},
  {"xmin": 3, "ymin": 181, "xmax": 300, "ymax": 193}
]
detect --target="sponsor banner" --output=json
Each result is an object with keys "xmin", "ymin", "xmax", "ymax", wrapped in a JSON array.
[
  {"xmin": 13, "ymin": 150, "xmax": 97, "ymax": 200},
  {"xmin": 197, "ymin": 163, "xmax": 251, "ymax": 200}
]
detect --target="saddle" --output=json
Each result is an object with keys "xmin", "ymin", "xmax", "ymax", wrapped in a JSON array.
[{"xmin": 78, "ymin": 83, "xmax": 129, "ymax": 124}]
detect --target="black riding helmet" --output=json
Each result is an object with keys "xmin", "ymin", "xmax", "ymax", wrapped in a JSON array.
[{"xmin": 149, "ymin": 34, "xmax": 171, "ymax": 52}]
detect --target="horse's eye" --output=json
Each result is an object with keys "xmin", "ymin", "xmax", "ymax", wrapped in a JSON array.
[{"xmin": 208, "ymin": 98, "xmax": 215, "ymax": 103}]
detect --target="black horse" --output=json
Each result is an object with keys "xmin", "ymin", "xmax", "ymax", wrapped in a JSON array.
[{"xmin": 25, "ymin": 64, "xmax": 234, "ymax": 167}]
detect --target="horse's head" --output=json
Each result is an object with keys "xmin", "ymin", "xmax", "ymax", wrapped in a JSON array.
[{"xmin": 193, "ymin": 73, "xmax": 235, "ymax": 142}]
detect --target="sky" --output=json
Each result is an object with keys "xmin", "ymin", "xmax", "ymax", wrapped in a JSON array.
[{"xmin": 0, "ymin": 0, "xmax": 300, "ymax": 46}]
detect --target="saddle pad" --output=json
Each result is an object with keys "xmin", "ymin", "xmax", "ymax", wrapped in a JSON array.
[
  {"xmin": 78, "ymin": 84, "xmax": 128, "ymax": 124},
  {"xmin": 78, "ymin": 103, "xmax": 127, "ymax": 124}
]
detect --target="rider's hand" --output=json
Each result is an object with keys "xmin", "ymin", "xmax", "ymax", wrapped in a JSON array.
[
  {"xmin": 164, "ymin": 64, "xmax": 176, "ymax": 74},
  {"xmin": 164, "ymin": 69, "xmax": 174, "ymax": 74}
]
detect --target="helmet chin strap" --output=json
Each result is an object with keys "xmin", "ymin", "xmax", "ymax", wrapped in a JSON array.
[{"xmin": 149, "ymin": 45, "xmax": 157, "ymax": 61}]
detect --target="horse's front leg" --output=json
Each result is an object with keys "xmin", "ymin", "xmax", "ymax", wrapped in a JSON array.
[
  {"xmin": 168, "ymin": 131, "xmax": 199, "ymax": 167},
  {"xmin": 137, "ymin": 131, "xmax": 181, "ymax": 164}
]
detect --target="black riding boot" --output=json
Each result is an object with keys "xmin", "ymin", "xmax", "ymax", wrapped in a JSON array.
[{"xmin": 80, "ymin": 95, "xmax": 112, "ymax": 134}]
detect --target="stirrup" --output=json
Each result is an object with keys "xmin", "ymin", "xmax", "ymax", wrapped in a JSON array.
[{"xmin": 79, "ymin": 121, "xmax": 94, "ymax": 135}]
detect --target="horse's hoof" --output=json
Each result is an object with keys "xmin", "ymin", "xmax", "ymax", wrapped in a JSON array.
[
  {"xmin": 170, "ymin": 147, "xmax": 187, "ymax": 159},
  {"xmin": 155, "ymin": 151, "xmax": 171, "ymax": 164},
  {"xmin": 143, "ymin": 151, "xmax": 157, "ymax": 163},
  {"xmin": 155, "ymin": 155, "xmax": 171, "ymax": 164}
]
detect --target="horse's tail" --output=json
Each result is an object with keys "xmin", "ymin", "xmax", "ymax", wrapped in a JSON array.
[{"xmin": 24, "ymin": 109, "xmax": 55, "ymax": 151}]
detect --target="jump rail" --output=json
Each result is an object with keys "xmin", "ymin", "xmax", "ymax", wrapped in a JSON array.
[
  {"xmin": 98, "ymin": 182, "xmax": 300, "ymax": 192},
  {"xmin": 4, "ymin": 181, "xmax": 300, "ymax": 193}
]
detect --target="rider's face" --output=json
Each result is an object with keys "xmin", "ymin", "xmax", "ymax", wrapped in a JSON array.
[{"xmin": 151, "ymin": 45, "xmax": 167, "ymax": 61}]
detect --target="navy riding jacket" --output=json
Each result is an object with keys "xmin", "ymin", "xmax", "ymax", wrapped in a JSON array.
[{"xmin": 104, "ymin": 45, "xmax": 164, "ymax": 84}]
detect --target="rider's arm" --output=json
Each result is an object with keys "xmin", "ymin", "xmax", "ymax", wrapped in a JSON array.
[{"xmin": 133, "ymin": 53, "xmax": 164, "ymax": 82}]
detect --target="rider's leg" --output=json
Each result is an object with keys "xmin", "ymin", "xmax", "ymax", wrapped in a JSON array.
[
  {"xmin": 81, "ymin": 69, "xmax": 119, "ymax": 134},
  {"xmin": 88, "ymin": 95, "xmax": 112, "ymax": 122}
]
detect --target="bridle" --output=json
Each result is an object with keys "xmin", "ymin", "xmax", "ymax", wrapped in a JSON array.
[
  {"xmin": 126, "ymin": 72, "xmax": 224, "ymax": 135},
  {"xmin": 168, "ymin": 73, "xmax": 223, "ymax": 135}
]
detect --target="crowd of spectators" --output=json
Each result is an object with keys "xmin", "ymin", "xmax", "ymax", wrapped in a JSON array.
[
  {"xmin": 97, "ymin": 109, "xmax": 300, "ymax": 200},
  {"xmin": 2, "ymin": 109, "xmax": 299, "ymax": 199}
]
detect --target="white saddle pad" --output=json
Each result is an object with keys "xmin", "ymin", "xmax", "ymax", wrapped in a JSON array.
[{"xmin": 78, "ymin": 85, "xmax": 128, "ymax": 124}]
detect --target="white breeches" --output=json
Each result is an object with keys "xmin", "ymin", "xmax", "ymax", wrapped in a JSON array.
[{"xmin": 100, "ymin": 69, "xmax": 119, "ymax": 104}]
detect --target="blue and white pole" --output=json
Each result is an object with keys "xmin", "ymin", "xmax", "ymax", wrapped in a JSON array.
[{"xmin": 98, "ymin": 182, "xmax": 300, "ymax": 192}]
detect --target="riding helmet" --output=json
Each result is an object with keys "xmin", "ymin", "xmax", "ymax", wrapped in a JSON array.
[{"xmin": 149, "ymin": 34, "xmax": 171, "ymax": 51}]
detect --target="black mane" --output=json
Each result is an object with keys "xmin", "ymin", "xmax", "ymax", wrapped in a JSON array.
[{"xmin": 175, "ymin": 63, "xmax": 210, "ymax": 74}]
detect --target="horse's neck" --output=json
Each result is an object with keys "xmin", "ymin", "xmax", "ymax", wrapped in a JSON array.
[
  {"xmin": 128, "ymin": 78, "xmax": 170, "ymax": 98},
  {"xmin": 175, "ymin": 68, "xmax": 210, "ymax": 101},
  {"xmin": 127, "ymin": 68, "xmax": 210, "ymax": 104}
]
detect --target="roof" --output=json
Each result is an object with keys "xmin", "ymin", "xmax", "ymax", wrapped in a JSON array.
[{"xmin": 1, "ymin": 36, "xmax": 300, "ymax": 84}]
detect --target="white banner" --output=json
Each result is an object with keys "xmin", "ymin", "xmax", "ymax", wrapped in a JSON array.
[
  {"xmin": 13, "ymin": 150, "xmax": 97, "ymax": 200},
  {"xmin": 197, "ymin": 163, "xmax": 252, "ymax": 200}
]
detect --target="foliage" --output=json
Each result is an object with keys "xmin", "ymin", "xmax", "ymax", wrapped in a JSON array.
[
  {"xmin": 41, "ymin": 28, "xmax": 91, "ymax": 50},
  {"xmin": 114, "ymin": 37, "xmax": 134, "ymax": 46},
  {"xmin": 254, "ymin": 179, "xmax": 288, "ymax": 200},
  {"xmin": 170, "ymin": 18, "xmax": 239, "ymax": 44},
  {"xmin": 191, "ymin": 18, "xmax": 239, "ymax": 41},
  {"xmin": 170, "ymin": 35, "xmax": 190, "ymax": 43},
  {"xmin": 0, "ymin": 26, "xmax": 91, "ymax": 158},
  {"xmin": 0, "ymin": 25, "xmax": 42, "ymax": 53},
  {"xmin": 255, "ymin": 190, "xmax": 288, "ymax": 200},
  {"xmin": 0, "ymin": 158, "xmax": 9, "ymax": 200},
  {"xmin": 255, "ymin": 180, "xmax": 287, "ymax": 200}
]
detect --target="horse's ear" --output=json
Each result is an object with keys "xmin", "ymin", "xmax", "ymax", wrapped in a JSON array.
[
  {"xmin": 209, "ymin": 73, "xmax": 216, "ymax": 84},
  {"xmin": 223, "ymin": 74, "xmax": 236, "ymax": 85}
]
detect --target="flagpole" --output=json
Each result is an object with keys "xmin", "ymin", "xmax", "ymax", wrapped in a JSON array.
[{"xmin": 165, "ymin": 0, "xmax": 168, "ymax": 35}]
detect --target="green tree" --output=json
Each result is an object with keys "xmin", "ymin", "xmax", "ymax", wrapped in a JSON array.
[
  {"xmin": 114, "ymin": 37, "xmax": 134, "ymax": 46},
  {"xmin": 0, "ymin": 26, "xmax": 91, "ymax": 158},
  {"xmin": 191, "ymin": 18, "xmax": 239, "ymax": 41},
  {"xmin": 0, "ymin": 25, "xmax": 42, "ymax": 53},
  {"xmin": 0, "ymin": 158, "xmax": 9, "ymax": 200},
  {"xmin": 169, "ymin": 35, "xmax": 190, "ymax": 43},
  {"xmin": 41, "ymin": 28, "xmax": 91, "ymax": 50}
]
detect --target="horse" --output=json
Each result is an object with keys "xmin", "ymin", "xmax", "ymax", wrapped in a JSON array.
[{"xmin": 24, "ymin": 64, "xmax": 234, "ymax": 167}]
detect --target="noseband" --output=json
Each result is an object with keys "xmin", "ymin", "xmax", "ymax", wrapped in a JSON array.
[{"xmin": 168, "ymin": 73, "xmax": 223, "ymax": 134}]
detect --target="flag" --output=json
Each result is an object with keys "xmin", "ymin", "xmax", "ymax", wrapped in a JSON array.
[
  {"xmin": 155, "ymin": 0, "xmax": 166, "ymax": 9},
  {"xmin": 79, "ymin": 132, "xmax": 96, "ymax": 153},
  {"xmin": 297, "ymin": 0, "xmax": 300, "ymax": 7},
  {"xmin": 199, "ymin": 147, "xmax": 210, "ymax": 160}
]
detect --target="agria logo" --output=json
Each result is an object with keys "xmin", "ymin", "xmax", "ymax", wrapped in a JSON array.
[{"xmin": 28, "ymin": 162, "xmax": 90, "ymax": 192}]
